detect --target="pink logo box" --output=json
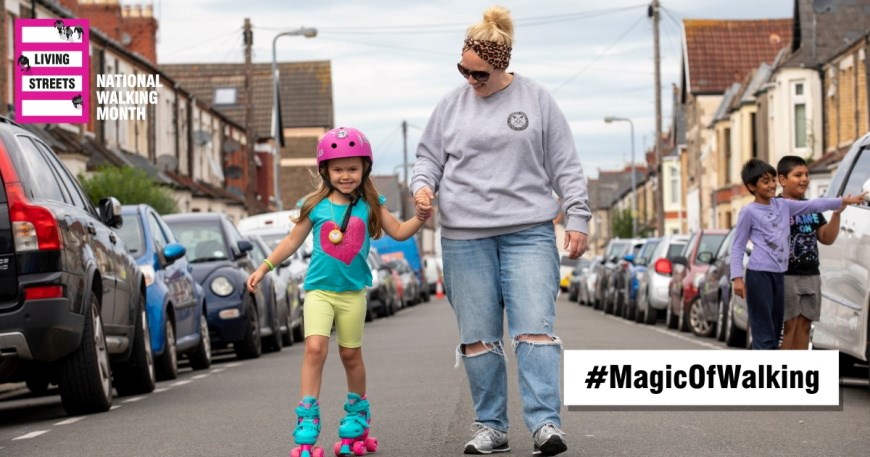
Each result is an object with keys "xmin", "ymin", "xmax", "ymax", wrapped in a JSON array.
[{"xmin": 14, "ymin": 18, "xmax": 89, "ymax": 124}]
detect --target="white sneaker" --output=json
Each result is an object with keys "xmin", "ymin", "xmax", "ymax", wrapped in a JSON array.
[
  {"xmin": 532, "ymin": 423, "xmax": 567, "ymax": 456},
  {"xmin": 464, "ymin": 422, "xmax": 510, "ymax": 454}
]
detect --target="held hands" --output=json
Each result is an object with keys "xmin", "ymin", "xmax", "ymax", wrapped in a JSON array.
[
  {"xmin": 414, "ymin": 187, "xmax": 434, "ymax": 221},
  {"xmin": 732, "ymin": 277, "xmax": 745, "ymax": 299},
  {"xmin": 840, "ymin": 192, "xmax": 869, "ymax": 210},
  {"xmin": 564, "ymin": 231, "xmax": 588, "ymax": 259}
]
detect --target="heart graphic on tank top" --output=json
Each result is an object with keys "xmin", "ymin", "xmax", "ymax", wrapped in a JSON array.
[{"xmin": 320, "ymin": 217, "xmax": 365, "ymax": 265}]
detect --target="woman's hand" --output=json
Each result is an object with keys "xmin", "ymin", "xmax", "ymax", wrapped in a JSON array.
[{"xmin": 415, "ymin": 187, "xmax": 434, "ymax": 221}]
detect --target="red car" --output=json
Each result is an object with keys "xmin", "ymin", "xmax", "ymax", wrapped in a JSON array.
[{"xmin": 664, "ymin": 229, "xmax": 728, "ymax": 332}]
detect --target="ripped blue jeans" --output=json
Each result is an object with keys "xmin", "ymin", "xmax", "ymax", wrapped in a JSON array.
[{"xmin": 442, "ymin": 223, "xmax": 562, "ymax": 433}]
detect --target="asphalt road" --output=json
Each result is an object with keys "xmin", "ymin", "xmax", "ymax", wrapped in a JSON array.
[{"xmin": 0, "ymin": 293, "xmax": 868, "ymax": 456}]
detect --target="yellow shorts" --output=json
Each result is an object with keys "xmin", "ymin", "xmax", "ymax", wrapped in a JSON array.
[{"xmin": 303, "ymin": 289, "xmax": 367, "ymax": 348}]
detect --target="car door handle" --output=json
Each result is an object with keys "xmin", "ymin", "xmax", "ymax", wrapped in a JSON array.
[
  {"xmin": 840, "ymin": 225, "xmax": 854, "ymax": 233},
  {"xmin": 109, "ymin": 232, "xmax": 117, "ymax": 244},
  {"xmin": 87, "ymin": 223, "xmax": 97, "ymax": 235}
]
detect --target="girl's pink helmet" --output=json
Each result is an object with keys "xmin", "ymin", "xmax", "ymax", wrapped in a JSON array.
[{"xmin": 316, "ymin": 127, "xmax": 373, "ymax": 166}]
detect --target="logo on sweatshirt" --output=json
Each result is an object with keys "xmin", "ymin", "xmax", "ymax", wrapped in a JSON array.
[{"xmin": 507, "ymin": 111, "xmax": 528, "ymax": 131}]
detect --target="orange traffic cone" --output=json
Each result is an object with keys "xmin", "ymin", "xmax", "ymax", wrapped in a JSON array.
[{"xmin": 435, "ymin": 277, "xmax": 445, "ymax": 299}]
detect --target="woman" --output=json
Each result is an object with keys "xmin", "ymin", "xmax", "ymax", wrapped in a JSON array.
[{"xmin": 411, "ymin": 6, "xmax": 590, "ymax": 456}]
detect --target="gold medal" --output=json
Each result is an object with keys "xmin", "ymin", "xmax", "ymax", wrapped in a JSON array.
[{"xmin": 329, "ymin": 228, "xmax": 343, "ymax": 244}]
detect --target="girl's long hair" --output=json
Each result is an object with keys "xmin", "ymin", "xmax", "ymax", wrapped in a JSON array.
[{"xmin": 294, "ymin": 157, "xmax": 384, "ymax": 239}]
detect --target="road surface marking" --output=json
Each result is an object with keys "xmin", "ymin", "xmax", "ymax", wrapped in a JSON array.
[
  {"xmin": 13, "ymin": 431, "xmax": 48, "ymax": 440},
  {"xmin": 54, "ymin": 417, "xmax": 85, "ymax": 425}
]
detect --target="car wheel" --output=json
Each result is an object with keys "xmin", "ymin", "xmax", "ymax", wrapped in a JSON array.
[
  {"xmin": 677, "ymin": 298, "xmax": 691, "ymax": 333},
  {"xmin": 58, "ymin": 296, "xmax": 113, "ymax": 415},
  {"xmin": 189, "ymin": 312, "xmax": 212, "ymax": 370},
  {"xmin": 715, "ymin": 297, "xmax": 727, "ymax": 342},
  {"xmin": 155, "ymin": 318, "xmax": 178, "ymax": 381},
  {"xmin": 114, "ymin": 297, "xmax": 156, "ymax": 396},
  {"xmin": 234, "ymin": 296, "xmax": 262, "ymax": 360},
  {"xmin": 643, "ymin": 299, "xmax": 657, "ymax": 325},
  {"xmin": 689, "ymin": 298, "xmax": 713, "ymax": 338}
]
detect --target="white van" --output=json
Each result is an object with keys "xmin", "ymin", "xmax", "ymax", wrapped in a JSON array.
[{"xmin": 238, "ymin": 210, "xmax": 299, "ymax": 233}]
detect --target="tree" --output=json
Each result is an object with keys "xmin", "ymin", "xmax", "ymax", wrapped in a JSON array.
[
  {"xmin": 79, "ymin": 166, "xmax": 178, "ymax": 215},
  {"xmin": 611, "ymin": 208, "xmax": 635, "ymax": 239}
]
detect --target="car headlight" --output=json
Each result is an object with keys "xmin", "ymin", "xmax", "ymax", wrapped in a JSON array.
[
  {"xmin": 210, "ymin": 276, "xmax": 234, "ymax": 297},
  {"xmin": 141, "ymin": 264, "xmax": 155, "ymax": 287}
]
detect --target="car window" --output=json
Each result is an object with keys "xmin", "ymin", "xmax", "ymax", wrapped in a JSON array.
[
  {"xmin": 605, "ymin": 241, "xmax": 628, "ymax": 259},
  {"xmin": 14, "ymin": 136, "xmax": 66, "ymax": 203},
  {"xmin": 167, "ymin": 220, "xmax": 229, "ymax": 262},
  {"xmin": 248, "ymin": 239, "xmax": 266, "ymax": 262},
  {"xmin": 840, "ymin": 148, "xmax": 869, "ymax": 199},
  {"xmin": 697, "ymin": 233, "xmax": 726, "ymax": 262},
  {"xmin": 716, "ymin": 229, "xmax": 735, "ymax": 259},
  {"xmin": 223, "ymin": 219, "xmax": 244, "ymax": 254},
  {"xmin": 117, "ymin": 214, "xmax": 145, "ymax": 255},
  {"xmin": 148, "ymin": 212, "xmax": 170, "ymax": 248},
  {"xmin": 666, "ymin": 242, "xmax": 686, "ymax": 259},
  {"xmin": 33, "ymin": 140, "xmax": 87, "ymax": 208},
  {"xmin": 637, "ymin": 240, "xmax": 660, "ymax": 264}
]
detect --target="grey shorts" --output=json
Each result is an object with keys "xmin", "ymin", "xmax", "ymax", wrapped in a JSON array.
[{"xmin": 783, "ymin": 274, "xmax": 821, "ymax": 322}]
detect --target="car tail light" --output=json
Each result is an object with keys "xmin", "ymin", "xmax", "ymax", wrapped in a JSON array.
[
  {"xmin": 5, "ymin": 182, "xmax": 62, "ymax": 252},
  {"xmin": 654, "ymin": 258, "xmax": 672, "ymax": 275},
  {"xmin": 24, "ymin": 285, "xmax": 63, "ymax": 300}
]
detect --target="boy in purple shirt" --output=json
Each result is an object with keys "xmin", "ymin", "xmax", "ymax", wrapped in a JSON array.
[{"xmin": 730, "ymin": 159, "xmax": 866, "ymax": 349}]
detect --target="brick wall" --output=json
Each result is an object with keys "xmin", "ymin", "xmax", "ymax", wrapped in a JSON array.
[{"xmin": 59, "ymin": 1, "xmax": 157, "ymax": 64}]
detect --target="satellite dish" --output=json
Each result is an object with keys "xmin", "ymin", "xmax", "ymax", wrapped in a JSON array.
[
  {"xmin": 812, "ymin": 0, "xmax": 834, "ymax": 13},
  {"xmin": 156, "ymin": 154, "xmax": 178, "ymax": 172},
  {"xmin": 222, "ymin": 138, "xmax": 241, "ymax": 153},
  {"xmin": 194, "ymin": 130, "xmax": 212, "ymax": 146},
  {"xmin": 224, "ymin": 165, "xmax": 243, "ymax": 179}
]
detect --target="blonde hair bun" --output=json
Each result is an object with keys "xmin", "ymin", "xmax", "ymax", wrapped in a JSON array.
[{"xmin": 467, "ymin": 5, "xmax": 514, "ymax": 46}]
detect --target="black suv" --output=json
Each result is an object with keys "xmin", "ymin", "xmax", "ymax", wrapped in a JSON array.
[{"xmin": 0, "ymin": 118, "xmax": 150, "ymax": 415}]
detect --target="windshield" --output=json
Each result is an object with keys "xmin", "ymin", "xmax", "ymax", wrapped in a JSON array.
[
  {"xmin": 697, "ymin": 233, "xmax": 726, "ymax": 263},
  {"xmin": 166, "ymin": 220, "xmax": 229, "ymax": 263},
  {"xmin": 117, "ymin": 214, "xmax": 145, "ymax": 256}
]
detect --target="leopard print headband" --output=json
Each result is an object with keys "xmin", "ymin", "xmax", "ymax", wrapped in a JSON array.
[{"xmin": 462, "ymin": 37, "xmax": 511, "ymax": 70}]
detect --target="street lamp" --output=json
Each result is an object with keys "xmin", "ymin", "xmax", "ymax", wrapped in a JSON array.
[
  {"xmin": 271, "ymin": 27, "xmax": 317, "ymax": 210},
  {"xmin": 604, "ymin": 116, "xmax": 637, "ymax": 238}
]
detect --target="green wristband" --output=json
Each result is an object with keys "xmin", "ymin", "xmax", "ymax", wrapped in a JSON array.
[{"xmin": 263, "ymin": 259, "xmax": 275, "ymax": 271}]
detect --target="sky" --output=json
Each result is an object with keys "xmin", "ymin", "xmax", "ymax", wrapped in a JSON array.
[{"xmin": 152, "ymin": 0, "xmax": 794, "ymax": 180}]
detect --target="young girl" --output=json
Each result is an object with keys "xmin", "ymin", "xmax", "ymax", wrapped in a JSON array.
[{"xmin": 246, "ymin": 127, "xmax": 431, "ymax": 457}]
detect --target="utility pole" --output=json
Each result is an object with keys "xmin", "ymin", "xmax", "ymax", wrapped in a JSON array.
[
  {"xmin": 402, "ymin": 120, "xmax": 409, "ymax": 220},
  {"xmin": 651, "ymin": 0, "xmax": 665, "ymax": 236},
  {"xmin": 243, "ymin": 18, "xmax": 257, "ymax": 212}
]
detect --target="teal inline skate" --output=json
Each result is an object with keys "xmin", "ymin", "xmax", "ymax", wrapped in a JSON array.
[
  {"xmin": 290, "ymin": 396, "xmax": 324, "ymax": 457},
  {"xmin": 333, "ymin": 393, "xmax": 378, "ymax": 456}
]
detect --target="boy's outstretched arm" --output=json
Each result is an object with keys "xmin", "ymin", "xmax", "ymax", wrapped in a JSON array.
[
  {"xmin": 380, "ymin": 205, "xmax": 429, "ymax": 241},
  {"xmin": 246, "ymin": 219, "xmax": 313, "ymax": 292}
]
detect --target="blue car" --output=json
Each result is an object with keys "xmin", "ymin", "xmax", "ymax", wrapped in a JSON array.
[
  {"xmin": 117, "ymin": 205, "xmax": 212, "ymax": 380},
  {"xmin": 163, "ymin": 212, "xmax": 267, "ymax": 360},
  {"xmin": 623, "ymin": 238, "xmax": 661, "ymax": 322}
]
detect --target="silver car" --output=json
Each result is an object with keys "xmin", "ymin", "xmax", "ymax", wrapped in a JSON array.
[
  {"xmin": 814, "ymin": 132, "xmax": 870, "ymax": 374},
  {"xmin": 636, "ymin": 234, "xmax": 689, "ymax": 324}
]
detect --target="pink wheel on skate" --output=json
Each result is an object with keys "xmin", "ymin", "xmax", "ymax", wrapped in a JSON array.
[
  {"xmin": 312, "ymin": 447, "xmax": 325, "ymax": 457},
  {"xmin": 352, "ymin": 441, "xmax": 367, "ymax": 456},
  {"xmin": 291, "ymin": 448, "xmax": 301, "ymax": 457},
  {"xmin": 364, "ymin": 437, "xmax": 378, "ymax": 453}
]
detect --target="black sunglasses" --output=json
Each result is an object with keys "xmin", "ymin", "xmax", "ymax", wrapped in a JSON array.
[{"xmin": 457, "ymin": 63, "xmax": 491, "ymax": 82}]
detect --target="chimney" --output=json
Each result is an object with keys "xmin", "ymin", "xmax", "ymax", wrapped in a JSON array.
[
  {"xmin": 59, "ymin": 1, "xmax": 159, "ymax": 64},
  {"xmin": 121, "ymin": 3, "xmax": 159, "ymax": 63}
]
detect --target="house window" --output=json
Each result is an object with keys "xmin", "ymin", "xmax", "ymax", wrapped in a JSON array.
[
  {"xmin": 669, "ymin": 166, "xmax": 679, "ymax": 205},
  {"xmin": 214, "ymin": 88, "xmax": 237, "ymax": 105},
  {"xmin": 793, "ymin": 82, "xmax": 807, "ymax": 149}
]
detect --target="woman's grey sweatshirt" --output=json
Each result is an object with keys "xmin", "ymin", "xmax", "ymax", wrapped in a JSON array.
[{"xmin": 411, "ymin": 73, "xmax": 591, "ymax": 240}]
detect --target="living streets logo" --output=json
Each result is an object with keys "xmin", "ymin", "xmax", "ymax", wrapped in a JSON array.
[{"xmin": 15, "ymin": 18, "xmax": 89, "ymax": 124}]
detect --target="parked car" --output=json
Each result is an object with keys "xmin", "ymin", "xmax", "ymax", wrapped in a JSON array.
[
  {"xmin": 623, "ymin": 238, "xmax": 661, "ymax": 321},
  {"xmin": 244, "ymin": 234, "xmax": 292, "ymax": 351},
  {"xmin": 636, "ymin": 234, "xmax": 690, "ymax": 325},
  {"xmin": 366, "ymin": 247, "xmax": 398, "ymax": 319},
  {"xmin": 372, "ymin": 234, "xmax": 429, "ymax": 302},
  {"xmin": 566, "ymin": 257, "xmax": 593, "ymax": 303},
  {"xmin": 0, "ymin": 117, "xmax": 150, "ymax": 415},
  {"xmin": 422, "ymin": 255, "xmax": 442, "ymax": 295},
  {"xmin": 574, "ymin": 256, "xmax": 602, "ymax": 306},
  {"xmin": 559, "ymin": 254, "xmax": 578, "ymax": 292},
  {"xmin": 243, "ymin": 232, "xmax": 304, "ymax": 345},
  {"xmin": 386, "ymin": 258, "xmax": 422, "ymax": 306},
  {"xmin": 814, "ymin": 132, "xmax": 870, "ymax": 376},
  {"xmin": 163, "ymin": 213, "xmax": 266, "ymax": 360},
  {"xmin": 246, "ymin": 226, "xmax": 312, "ymax": 305},
  {"xmin": 604, "ymin": 238, "xmax": 644, "ymax": 316},
  {"xmin": 118, "ymin": 204, "xmax": 212, "ymax": 380},
  {"xmin": 697, "ymin": 227, "xmax": 750, "ymax": 346},
  {"xmin": 592, "ymin": 238, "xmax": 635, "ymax": 310},
  {"xmin": 666, "ymin": 229, "xmax": 728, "ymax": 332}
]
